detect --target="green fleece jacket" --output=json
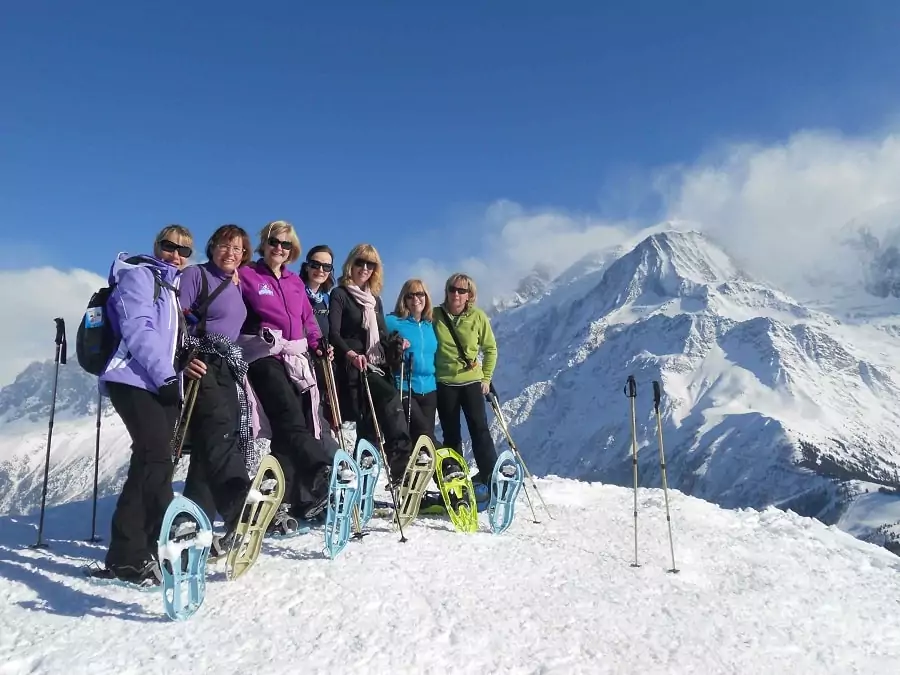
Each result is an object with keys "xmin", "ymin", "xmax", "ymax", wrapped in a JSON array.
[{"xmin": 433, "ymin": 304, "xmax": 498, "ymax": 385}]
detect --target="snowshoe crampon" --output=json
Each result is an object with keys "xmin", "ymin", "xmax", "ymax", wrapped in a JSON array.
[
  {"xmin": 353, "ymin": 438, "xmax": 382, "ymax": 527},
  {"xmin": 488, "ymin": 450, "xmax": 524, "ymax": 534},
  {"xmin": 157, "ymin": 495, "xmax": 213, "ymax": 621},
  {"xmin": 433, "ymin": 446, "xmax": 478, "ymax": 533},
  {"xmin": 225, "ymin": 455, "xmax": 285, "ymax": 581},
  {"xmin": 82, "ymin": 559, "xmax": 161, "ymax": 592},
  {"xmin": 324, "ymin": 450, "xmax": 361, "ymax": 559},
  {"xmin": 392, "ymin": 434, "xmax": 437, "ymax": 530}
]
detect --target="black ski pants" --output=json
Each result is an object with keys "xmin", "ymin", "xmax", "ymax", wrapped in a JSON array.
[
  {"xmin": 247, "ymin": 356, "xmax": 332, "ymax": 512},
  {"xmin": 105, "ymin": 381, "xmax": 178, "ymax": 570},
  {"xmin": 436, "ymin": 381, "xmax": 498, "ymax": 485},
  {"xmin": 355, "ymin": 368, "xmax": 413, "ymax": 481},
  {"xmin": 182, "ymin": 354, "xmax": 251, "ymax": 532},
  {"xmin": 404, "ymin": 390, "xmax": 438, "ymax": 447}
]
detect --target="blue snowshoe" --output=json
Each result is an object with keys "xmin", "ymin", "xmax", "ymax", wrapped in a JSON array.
[
  {"xmin": 487, "ymin": 450, "xmax": 524, "ymax": 534},
  {"xmin": 354, "ymin": 438, "xmax": 382, "ymax": 527},
  {"xmin": 324, "ymin": 450, "xmax": 362, "ymax": 559},
  {"xmin": 157, "ymin": 495, "xmax": 213, "ymax": 620}
]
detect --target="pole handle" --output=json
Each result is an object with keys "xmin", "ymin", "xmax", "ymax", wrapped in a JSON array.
[
  {"xmin": 54, "ymin": 317, "xmax": 67, "ymax": 365},
  {"xmin": 652, "ymin": 380, "xmax": 661, "ymax": 412},
  {"xmin": 624, "ymin": 375, "xmax": 636, "ymax": 398}
]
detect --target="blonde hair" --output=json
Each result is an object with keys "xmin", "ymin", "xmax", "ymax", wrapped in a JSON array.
[
  {"xmin": 393, "ymin": 278, "xmax": 433, "ymax": 321},
  {"xmin": 256, "ymin": 220, "xmax": 301, "ymax": 265},
  {"xmin": 443, "ymin": 273, "xmax": 477, "ymax": 310},
  {"xmin": 339, "ymin": 243, "xmax": 384, "ymax": 296},
  {"xmin": 153, "ymin": 224, "xmax": 194, "ymax": 258}
]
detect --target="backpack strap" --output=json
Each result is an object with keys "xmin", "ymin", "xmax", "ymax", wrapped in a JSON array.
[
  {"xmin": 435, "ymin": 306, "xmax": 477, "ymax": 371},
  {"xmin": 187, "ymin": 268, "xmax": 232, "ymax": 337}
]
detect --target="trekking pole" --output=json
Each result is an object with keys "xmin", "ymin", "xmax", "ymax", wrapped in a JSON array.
[
  {"xmin": 172, "ymin": 377, "xmax": 200, "ymax": 465},
  {"xmin": 87, "ymin": 389, "xmax": 103, "ymax": 542},
  {"xmin": 487, "ymin": 383, "xmax": 552, "ymax": 521},
  {"xmin": 653, "ymin": 380, "xmax": 679, "ymax": 573},
  {"xmin": 361, "ymin": 367, "xmax": 408, "ymax": 543},
  {"xmin": 624, "ymin": 375, "xmax": 639, "ymax": 568},
  {"xmin": 31, "ymin": 318, "xmax": 67, "ymax": 549},
  {"xmin": 405, "ymin": 352, "xmax": 414, "ymax": 433},
  {"xmin": 319, "ymin": 342, "xmax": 365, "ymax": 539}
]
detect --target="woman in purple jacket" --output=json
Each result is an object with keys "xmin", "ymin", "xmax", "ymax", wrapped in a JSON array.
[
  {"xmin": 237, "ymin": 220, "xmax": 335, "ymax": 522},
  {"xmin": 177, "ymin": 224, "xmax": 255, "ymax": 546},
  {"xmin": 94, "ymin": 224, "xmax": 193, "ymax": 585}
]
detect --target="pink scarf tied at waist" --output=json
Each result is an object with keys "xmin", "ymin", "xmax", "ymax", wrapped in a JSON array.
[
  {"xmin": 344, "ymin": 283, "xmax": 385, "ymax": 365},
  {"xmin": 237, "ymin": 329, "xmax": 322, "ymax": 440}
]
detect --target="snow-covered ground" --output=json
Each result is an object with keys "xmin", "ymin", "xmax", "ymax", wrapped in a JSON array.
[{"xmin": 2, "ymin": 478, "xmax": 899, "ymax": 674}]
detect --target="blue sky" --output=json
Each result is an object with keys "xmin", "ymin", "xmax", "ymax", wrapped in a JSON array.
[{"xmin": 2, "ymin": 0, "xmax": 899, "ymax": 302}]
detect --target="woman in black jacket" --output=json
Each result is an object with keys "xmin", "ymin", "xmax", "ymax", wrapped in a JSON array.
[
  {"xmin": 328, "ymin": 243, "xmax": 417, "ymax": 484},
  {"xmin": 300, "ymin": 244, "xmax": 338, "ymax": 437}
]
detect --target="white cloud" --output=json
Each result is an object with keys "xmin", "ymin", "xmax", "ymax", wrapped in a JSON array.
[
  {"xmin": 405, "ymin": 200, "xmax": 636, "ymax": 304},
  {"xmin": 661, "ymin": 130, "xmax": 900, "ymax": 293},
  {"xmin": 403, "ymin": 128, "xmax": 900, "ymax": 304},
  {"xmin": 0, "ymin": 267, "xmax": 106, "ymax": 386}
]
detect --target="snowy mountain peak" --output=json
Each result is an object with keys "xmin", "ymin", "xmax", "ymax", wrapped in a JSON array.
[
  {"xmin": 591, "ymin": 229, "xmax": 743, "ymax": 314},
  {"xmin": 491, "ymin": 264, "xmax": 554, "ymax": 311},
  {"xmin": 0, "ymin": 359, "xmax": 108, "ymax": 426}
]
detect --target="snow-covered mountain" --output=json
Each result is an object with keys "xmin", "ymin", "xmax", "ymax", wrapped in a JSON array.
[
  {"xmin": 486, "ymin": 227, "xmax": 900, "ymax": 552},
  {"xmin": 3, "ymin": 225, "xmax": 900, "ymax": 556},
  {"xmin": 0, "ymin": 361, "xmax": 185, "ymax": 516}
]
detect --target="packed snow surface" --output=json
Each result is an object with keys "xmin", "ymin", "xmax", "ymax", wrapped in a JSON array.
[{"xmin": 2, "ymin": 479, "xmax": 900, "ymax": 674}]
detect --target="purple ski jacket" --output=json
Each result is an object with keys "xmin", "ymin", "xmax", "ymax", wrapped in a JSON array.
[
  {"xmin": 238, "ymin": 259, "xmax": 322, "ymax": 349},
  {"xmin": 99, "ymin": 253, "xmax": 184, "ymax": 396}
]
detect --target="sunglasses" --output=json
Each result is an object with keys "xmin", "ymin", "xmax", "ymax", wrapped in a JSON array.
[
  {"xmin": 159, "ymin": 239, "xmax": 193, "ymax": 258},
  {"xmin": 405, "ymin": 291, "xmax": 426, "ymax": 300},
  {"xmin": 267, "ymin": 237, "xmax": 293, "ymax": 250},
  {"xmin": 448, "ymin": 286, "xmax": 469, "ymax": 295},
  {"xmin": 353, "ymin": 258, "xmax": 378, "ymax": 270},
  {"xmin": 307, "ymin": 260, "xmax": 333, "ymax": 273}
]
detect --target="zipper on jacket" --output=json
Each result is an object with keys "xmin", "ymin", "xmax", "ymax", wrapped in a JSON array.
[{"xmin": 274, "ymin": 274, "xmax": 295, "ymax": 340}]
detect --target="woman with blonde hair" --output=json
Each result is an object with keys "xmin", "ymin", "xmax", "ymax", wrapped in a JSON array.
[
  {"xmin": 433, "ymin": 272, "xmax": 498, "ymax": 505},
  {"xmin": 385, "ymin": 279, "xmax": 439, "ymax": 444},
  {"xmin": 91, "ymin": 224, "xmax": 193, "ymax": 585},
  {"xmin": 328, "ymin": 244, "xmax": 418, "ymax": 485},
  {"xmin": 237, "ymin": 220, "xmax": 336, "ymax": 529}
]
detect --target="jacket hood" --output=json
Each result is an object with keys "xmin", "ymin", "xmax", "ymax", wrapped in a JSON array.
[{"xmin": 108, "ymin": 252, "xmax": 180, "ymax": 286}]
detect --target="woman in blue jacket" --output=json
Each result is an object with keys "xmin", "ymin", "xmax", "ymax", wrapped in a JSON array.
[{"xmin": 385, "ymin": 279, "xmax": 439, "ymax": 444}]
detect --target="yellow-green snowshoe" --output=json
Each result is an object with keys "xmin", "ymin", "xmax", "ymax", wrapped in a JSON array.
[{"xmin": 433, "ymin": 447, "xmax": 478, "ymax": 533}]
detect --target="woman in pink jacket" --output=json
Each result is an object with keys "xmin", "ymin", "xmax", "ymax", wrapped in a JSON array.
[{"xmin": 238, "ymin": 220, "xmax": 337, "ymax": 526}]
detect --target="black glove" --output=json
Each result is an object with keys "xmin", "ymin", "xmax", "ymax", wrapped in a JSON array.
[
  {"xmin": 156, "ymin": 378, "xmax": 181, "ymax": 407},
  {"xmin": 384, "ymin": 331, "xmax": 404, "ymax": 371}
]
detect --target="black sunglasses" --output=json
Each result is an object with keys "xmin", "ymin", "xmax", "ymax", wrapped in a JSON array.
[
  {"xmin": 307, "ymin": 260, "xmax": 333, "ymax": 272},
  {"xmin": 268, "ymin": 237, "xmax": 294, "ymax": 250},
  {"xmin": 158, "ymin": 239, "xmax": 193, "ymax": 258},
  {"xmin": 448, "ymin": 285, "xmax": 469, "ymax": 295},
  {"xmin": 405, "ymin": 291, "xmax": 426, "ymax": 300},
  {"xmin": 354, "ymin": 258, "xmax": 378, "ymax": 270}
]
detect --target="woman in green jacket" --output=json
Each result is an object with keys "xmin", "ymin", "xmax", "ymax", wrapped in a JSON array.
[{"xmin": 433, "ymin": 272, "xmax": 498, "ymax": 500}]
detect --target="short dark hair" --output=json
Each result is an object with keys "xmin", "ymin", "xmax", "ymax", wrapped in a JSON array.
[
  {"xmin": 206, "ymin": 224, "xmax": 252, "ymax": 267},
  {"xmin": 300, "ymin": 244, "xmax": 336, "ymax": 292}
]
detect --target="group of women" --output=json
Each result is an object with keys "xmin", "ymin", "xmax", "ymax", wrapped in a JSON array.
[{"xmin": 93, "ymin": 220, "xmax": 499, "ymax": 585}]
